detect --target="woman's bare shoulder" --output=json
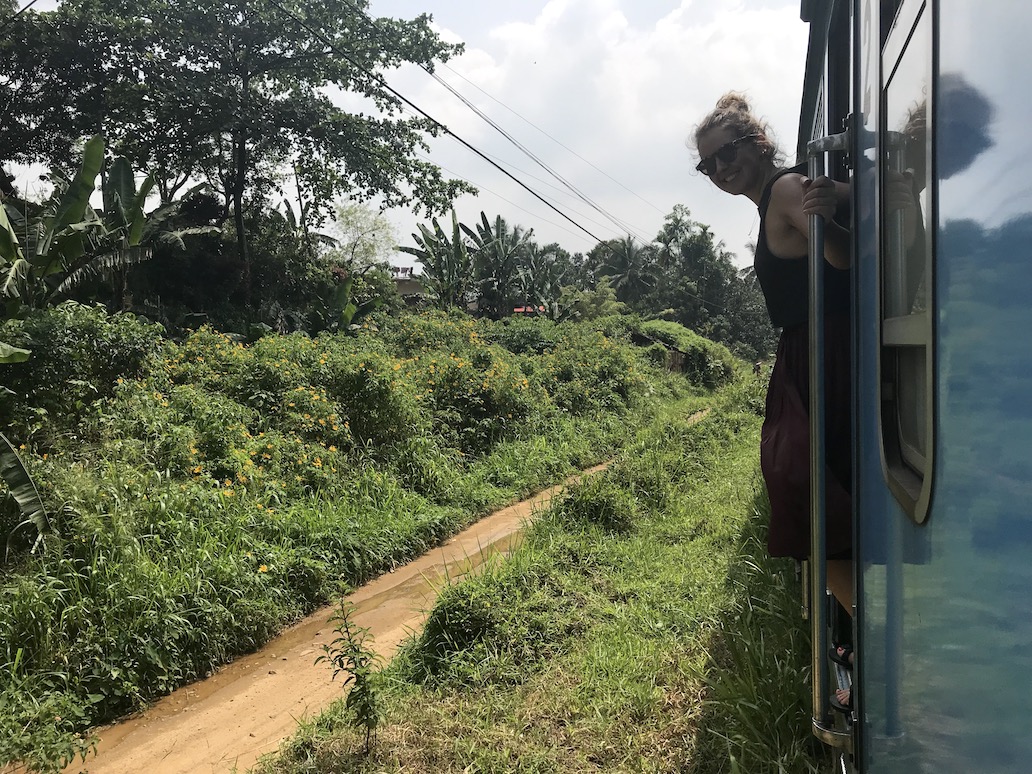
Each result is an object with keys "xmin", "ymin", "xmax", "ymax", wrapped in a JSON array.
[
  {"xmin": 764, "ymin": 172, "xmax": 809, "ymax": 259},
  {"xmin": 770, "ymin": 171, "xmax": 807, "ymax": 201}
]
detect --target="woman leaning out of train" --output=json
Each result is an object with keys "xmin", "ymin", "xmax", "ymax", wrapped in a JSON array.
[{"xmin": 690, "ymin": 91, "xmax": 856, "ymax": 711}]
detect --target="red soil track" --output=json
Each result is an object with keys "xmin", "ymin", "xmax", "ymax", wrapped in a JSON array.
[{"xmin": 64, "ymin": 463, "xmax": 610, "ymax": 774}]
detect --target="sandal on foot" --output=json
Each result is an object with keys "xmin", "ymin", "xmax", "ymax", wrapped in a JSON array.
[
  {"xmin": 829, "ymin": 644, "xmax": 853, "ymax": 670},
  {"xmin": 830, "ymin": 688, "xmax": 853, "ymax": 714}
]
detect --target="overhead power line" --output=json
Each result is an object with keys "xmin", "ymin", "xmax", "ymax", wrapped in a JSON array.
[
  {"xmin": 330, "ymin": 0, "xmax": 654, "ymax": 246},
  {"xmin": 0, "ymin": 0, "xmax": 41, "ymax": 34},
  {"xmin": 439, "ymin": 60, "xmax": 668, "ymax": 217},
  {"xmin": 265, "ymin": 0, "xmax": 611, "ymax": 247},
  {"xmin": 412, "ymin": 151, "xmax": 599, "ymax": 245}
]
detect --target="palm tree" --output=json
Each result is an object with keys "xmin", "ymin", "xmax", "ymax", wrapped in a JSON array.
[{"xmin": 599, "ymin": 235, "xmax": 657, "ymax": 305}]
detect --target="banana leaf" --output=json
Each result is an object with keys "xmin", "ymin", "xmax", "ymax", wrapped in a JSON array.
[
  {"xmin": 50, "ymin": 244, "xmax": 153, "ymax": 301},
  {"xmin": 0, "ymin": 432, "xmax": 51, "ymax": 555},
  {"xmin": 0, "ymin": 341, "xmax": 30, "ymax": 363},
  {"xmin": 0, "ymin": 201, "xmax": 24, "ymax": 263}
]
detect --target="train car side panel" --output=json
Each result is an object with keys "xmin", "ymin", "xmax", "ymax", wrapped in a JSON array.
[{"xmin": 857, "ymin": 2, "xmax": 1032, "ymax": 771}]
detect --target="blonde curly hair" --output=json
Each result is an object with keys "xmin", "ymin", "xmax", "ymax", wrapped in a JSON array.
[{"xmin": 691, "ymin": 91, "xmax": 782, "ymax": 165}]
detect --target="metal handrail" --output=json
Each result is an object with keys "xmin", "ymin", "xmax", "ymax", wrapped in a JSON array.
[{"xmin": 807, "ymin": 130, "xmax": 853, "ymax": 751}]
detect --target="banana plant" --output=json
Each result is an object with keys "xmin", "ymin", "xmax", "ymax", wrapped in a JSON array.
[
  {"xmin": 461, "ymin": 211, "xmax": 534, "ymax": 320},
  {"xmin": 307, "ymin": 267, "xmax": 384, "ymax": 335},
  {"xmin": 0, "ymin": 432, "xmax": 50, "ymax": 560},
  {"xmin": 0, "ymin": 136, "xmax": 217, "ymax": 357},
  {"xmin": 398, "ymin": 210, "xmax": 475, "ymax": 310},
  {"xmin": 1, "ymin": 135, "xmax": 111, "ymax": 308},
  {"xmin": 0, "ymin": 204, "xmax": 30, "ymax": 363}
]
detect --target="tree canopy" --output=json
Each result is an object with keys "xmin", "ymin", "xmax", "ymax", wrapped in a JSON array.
[{"xmin": 1, "ymin": 0, "xmax": 473, "ymax": 218}]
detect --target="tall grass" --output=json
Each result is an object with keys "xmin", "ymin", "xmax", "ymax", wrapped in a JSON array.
[
  {"xmin": 0, "ymin": 305, "xmax": 712, "ymax": 773},
  {"xmin": 257, "ymin": 394, "xmax": 810, "ymax": 774},
  {"xmin": 694, "ymin": 517, "xmax": 825, "ymax": 774}
]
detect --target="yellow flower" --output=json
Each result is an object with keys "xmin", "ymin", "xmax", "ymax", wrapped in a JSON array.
[{"xmin": 258, "ymin": 564, "xmax": 268, "ymax": 573}]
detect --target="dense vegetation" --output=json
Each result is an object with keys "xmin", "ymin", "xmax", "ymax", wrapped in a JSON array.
[
  {"xmin": 1, "ymin": 2, "xmax": 776, "ymax": 364},
  {"xmin": 0, "ymin": 303, "xmax": 740, "ymax": 773},
  {"xmin": 256, "ymin": 386, "xmax": 823, "ymax": 773},
  {"xmin": 1, "ymin": 4, "xmax": 793, "ymax": 772}
]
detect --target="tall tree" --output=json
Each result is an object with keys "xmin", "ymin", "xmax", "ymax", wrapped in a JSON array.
[
  {"xmin": 1, "ymin": 0, "xmax": 474, "ymax": 300},
  {"xmin": 638, "ymin": 205, "xmax": 775, "ymax": 358},
  {"xmin": 326, "ymin": 201, "xmax": 398, "ymax": 273},
  {"xmin": 593, "ymin": 235, "xmax": 657, "ymax": 305}
]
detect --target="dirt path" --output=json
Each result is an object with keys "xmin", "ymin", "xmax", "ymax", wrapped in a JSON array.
[{"xmin": 67, "ymin": 463, "xmax": 610, "ymax": 774}]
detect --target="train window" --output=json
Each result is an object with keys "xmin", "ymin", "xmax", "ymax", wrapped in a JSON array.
[{"xmin": 880, "ymin": 2, "xmax": 934, "ymax": 520}]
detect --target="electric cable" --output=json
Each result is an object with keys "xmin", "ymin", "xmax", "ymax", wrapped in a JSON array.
[
  {"xmin": 330, "ymin": 0, "xmax": 654, "ymax": 246},
  {"xmin": 264, "ymin": 0, "xmax": 611, "ymax": 247},
  {"xmin": 440, "ymin": 60, "xmax": 668, "ymax": 217},
  {"xmin": 0, "ymin": 0, "xmax": 41, "ymax": 34}
]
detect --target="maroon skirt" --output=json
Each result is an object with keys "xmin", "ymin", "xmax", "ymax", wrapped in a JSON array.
[{"xmin": 760, "ymin": 316, "xmax": 853, "ymax": 560}]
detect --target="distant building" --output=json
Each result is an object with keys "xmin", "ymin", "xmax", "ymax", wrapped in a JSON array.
[{"xmin": 391, "ymin": 265, "xmax": 425, "ymax": 305}]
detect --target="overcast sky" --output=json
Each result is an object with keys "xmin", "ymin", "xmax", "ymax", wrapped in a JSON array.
[
  {"xmin": 12, "ymin": 0, "xmax": 811, "ymax": 268},
  {"xmin": 368, "ymin": 0, "xmax": 811, "ymax": 267}
]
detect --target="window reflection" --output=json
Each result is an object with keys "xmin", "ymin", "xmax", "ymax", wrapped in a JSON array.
[{"xmin": 881, "ymin": 7, "xmax": 931, "ymax": 501}]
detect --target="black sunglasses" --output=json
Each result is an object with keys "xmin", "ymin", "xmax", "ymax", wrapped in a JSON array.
[{"xmin": 696, "ymin": 134, "xmax": 760, "ymax": 176}]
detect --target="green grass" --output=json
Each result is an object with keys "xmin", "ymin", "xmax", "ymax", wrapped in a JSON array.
[
  {"xmin": 1, "ymin": 308, "xmax": 716, "ymax": 773},
  {"xmin": 256, "ymin": 387, "xmax": 821, "ymax": 774}
]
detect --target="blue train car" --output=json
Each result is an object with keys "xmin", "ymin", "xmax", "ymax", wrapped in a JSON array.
[{"xmin": 799, "ymin": 1, "xmax": 1032, "ymax": 771}]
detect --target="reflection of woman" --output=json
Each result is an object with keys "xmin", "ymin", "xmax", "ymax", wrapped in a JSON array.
[{"xmin": 691, "ymin": 93, "xmax": 854, "ymax": 613}]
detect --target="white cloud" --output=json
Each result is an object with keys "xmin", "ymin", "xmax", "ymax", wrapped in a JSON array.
[
  {"xmin": 373, "ymin": 0, "xmax": 810, "ymax": 266},
  {"xmin": 8, "ymin": 0, "xmax": 811, "ymax": 269}
]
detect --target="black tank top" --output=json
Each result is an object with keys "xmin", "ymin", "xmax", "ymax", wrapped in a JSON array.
[{"xmin": 754, "ymin": 164, "xmax": 850, "ymax": 328}]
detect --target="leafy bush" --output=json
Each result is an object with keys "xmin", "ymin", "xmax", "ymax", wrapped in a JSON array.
[
  {"xmin": 0, "ymin": 303, "xmax": 164, "ymax": 442},
  {"xmin": 639, "ymin": 319, "xmax": 737, "ymax": 387},
  {"xmin": 397, "ymin": 555, "xmax": 577, "ymax": 687},
  {"xmin": 0, "ymin": 308, "xmax": 733, "ymax": 772},
  {"xmin": 487, "ymin": 315, "xmax": 560, "ymax": 354}
]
